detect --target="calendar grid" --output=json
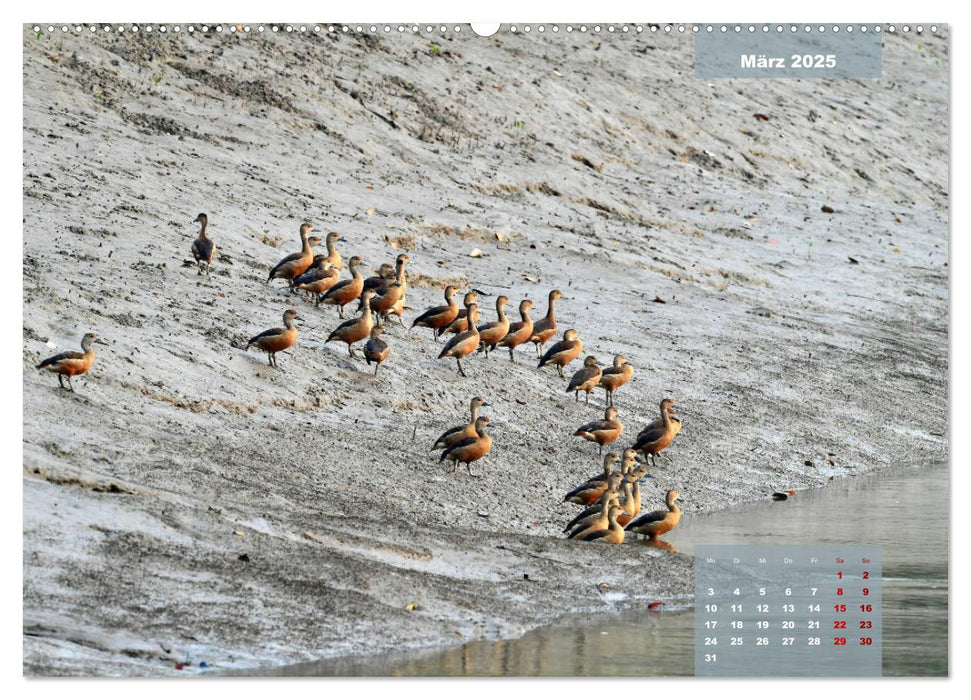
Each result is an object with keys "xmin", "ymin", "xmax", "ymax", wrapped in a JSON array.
[{"xmin": 695, "ymin": 545, "xmax": 882, "ymax": 677}]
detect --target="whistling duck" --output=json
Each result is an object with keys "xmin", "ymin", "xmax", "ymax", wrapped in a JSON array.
[
  {"xmin": 375, "ymin": 254, "xmax": 409, "ymax": 326},
  {"xmin": 440, "ymin": 415, "xmax": 493, "ymax": 476},
  {"xmin": 574, "ymin": 406, "xmax": 623, "ymax": 454},
  {"xmin": 412, "ymin": 285, "xmax": 460, "ymax": 339},
  {"xmin": 538, "ymin": 329, "xmax": 583, "ymax": 378},
  {"xmin": 363, "ymin": 325, "xmax": 390, "ymax": 375},
  {"xmin": 325, "ymin": 289, "xmax": 376, "ymax": 358},
  {"xmin": 36, "ymin": 332, "xmax": 102, "ymax": 391},
  {"xmin": 599, "ymin": 354, "xmax": 634, "ymax": 407},
  {"xmin": 293, "ymin": 256, "xmax": 340, "ymax": 302},
  {"xmin": 497, "ymin": 299, "xmax": 534, "ymax": 362},
  {"xmin": 438, "ymin": 303, "xmax": 480, "ymax": 377},
  {"xmin": 568, "ymin": 493, "xmax": 621, "ymax": 540},
  {"xmin": 633, "ymin": 398, "xmax": 681, "ymax": 467},
  {"xmin": 566, "ymin": 356, "xmax": 603, "ymax": 404},
  {"xmin": 529, "ymin": 289, "xmax": 563, "ymax": 357},
  {"xmin": 371, "ymin": 281, "xmax": 405, "ymax": 326},
  {"xmin": 476, "ymin": 295, "xmax": 510, "ymax": 358},
  {"xmin": 363, "ymin": 263, "xmax": 396, "ymax": 294},
  {"xmin": 578, "ymin": 505, "xmax": 626, "ymax": 544},
  {"xmin": 626, "ymin": 490, "xmax": 682, "ymax": 540},
  {"xmin": 564, "ymin": 470, "xmax": 624, "ymax": 532},
  {"xmin": 563, "ymin": 453, "xmax": 620, "ymax": 505},
  {"xmin": 431, "ymin": 396, "xmax": 491, "ymax": 451},
  {"xmin": 319, "ymin": 255, "xmax": 364, "ymax": 317},
  {"xmin": 268, "ymin": 223, "xmax": 317, "ymax": 288},
  {"xmin": 246, "ymin": 309, "xmax": 302, "ymax": 368},
  {"xmin": 321, "ymin": 231, "xmax": 345, "ymax": 270},
  {"xmin": 444, "ymin": 291, "xmax": 479, "ymax": 335},
  {"xmin": 191, "ymin": 213, "xmax": 216, "ymax": 276}
]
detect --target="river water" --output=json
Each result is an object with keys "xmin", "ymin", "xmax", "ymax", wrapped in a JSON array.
[{"xmin": 259, "ymin": 460, "xmax": 948, "ymax": 677}]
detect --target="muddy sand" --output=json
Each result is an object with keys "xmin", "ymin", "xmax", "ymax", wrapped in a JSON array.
[{"xmin": 22, "ymin": 26, "xmax": 948, "ymax": 675}]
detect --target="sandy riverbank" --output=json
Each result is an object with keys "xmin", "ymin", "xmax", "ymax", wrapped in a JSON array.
[{"xmin": 22, "ymin": 25, "xmax": 947, "ymax": 675}]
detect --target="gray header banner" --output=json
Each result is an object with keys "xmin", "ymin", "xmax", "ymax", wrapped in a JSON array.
[{"xmin": 695, "ymin": 28, "xmax": 882, "ymax": 79}]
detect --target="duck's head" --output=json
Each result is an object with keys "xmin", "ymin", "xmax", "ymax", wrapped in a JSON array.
[
  {"xmin": 496, "ymin": 295, "xmax": 510, "ymax": 309},
  {"xmin": 444, "ymin": 284, "xmax": 460, "ymax": 298},
  {"xmin": 80, "ymin": 332, "xmax": 104, "ymax": 350},
  {"xmin": 550, "ymin": 289, "xmax": 563, "ymax": 301},
  {"xmin": 583, "ymin": 355, "xmax": 600, "ymax": 368},
  {"xmin": 300, "ymin": 223, "xmax": 314, "ymax": 236},
  {"xmin": 194, "ymin": 213, "xmax": 208, "ymax": 225},
  {"xmin": 614, "ymin": 354, "xmax": 628, "ymax": 367},
  {"xmin": 283, "ymin": 309, "xmax": 304, "ymax": 324},
  {"xmin": 348, "ymin": 255, "xmax": 364, "ymax": 269},
  {"xmin": 520, "ymin": 299, "xmax": 534, "ymax": 312},
  {"xmin": 471, "ymin": 396, "xmax": 491, "ymax": 410},
  {"xmin": 563, "ymin": 328, "xmax": 579, "ymax": 342},
  {"xmin": 605, "ymin": 406, "xmax": 619, "ymax": 420},
  {"xmin": 463, "ymin": 291, "xmax": 478, "ymax": 306},
  {"xmin": 660, "ymin": 398, "xmax": 676, "ymax": 415},
  {"xmin": 326, "ymin": 231, "xmax": 343, "ymax": 244}
]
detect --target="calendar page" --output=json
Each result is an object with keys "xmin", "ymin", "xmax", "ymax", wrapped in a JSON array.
[{"xmin": 22, "ymin": 10, "xmax": 948, "ymax": 683}]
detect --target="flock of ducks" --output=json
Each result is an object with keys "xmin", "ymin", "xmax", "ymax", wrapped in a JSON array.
[{"xmin": 34, "ymin": 216, "xmax": 685, "ymax": 547}]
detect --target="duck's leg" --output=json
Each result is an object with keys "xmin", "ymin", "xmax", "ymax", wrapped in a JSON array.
[
  {"xmin": 338, "ymin": 306, "xmax": 346, "ymax": 319},
  {"xmin": 574, "ymin": 391, "xmax": 579, "ymax": 403},
  {"xmin": 66, "ymin": 375, "xmax": 75, "ymax": 392},
  {"xmin": 508, "ymin": 347, "xmax": 516, "ymax": 363},
  {"xmin": 456, "ymin": 357, "xmax": 467, "ymax": 378},
  {"xmin": 466, "ymin": 461, "xmax": 480, "ymax": 478},
  {"xmin": 348, "ymin": 345, "xmax": 359, "ymax": 359},
  {"xmin": 598, "ymin": 443, "xmax": 604, "ymax": 455},
  {"xmin": 557, "ymin": 365, "xmax": 565, "ymax": 379},
  {"xmin": 373, "ymin": 362, "xmax": 379, "ymax": 376},
  {"xmin": 585, "ymin": 391, "xmax": 591, "ymax": 405}
]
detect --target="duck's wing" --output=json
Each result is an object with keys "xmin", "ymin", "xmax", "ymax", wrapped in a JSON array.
[
  {"xmin": 633, "ymin": 424, "xmax": 665, "ymax": 449},
  {"xmin": 626, "ymin": 509, "xmax": 666, "ymax": 530},
  {"xmin": 269, "ymin": 251, "xmax": 302, "ymax": 276},
  {"xmin": 567, "ymin": 367, "xmax": 600, "ymax": 391},
  {"xmin": 563, "ymin": 503, "xmax": 602, "ymax": 531},
  {"xmin": 191, "ymin": 238, "xmax": 213, "ymax": 262},
  {"xmin": 248, "ymin": 327, "xmax": 284, "ymax": 345},
  {"xmin": 575, "ymin": 419, "xmax": 609, "ymax": 435},
  {"xmin": 432, "ymin": 424, "xmax": 465, "ymax": 448},
  {"xmin": 563, "ymin": 479, "xmax": 601, "ymax": 502},
  {"xmin": 320, "ymin": 279, "xmax": 347, "ymax": 300},
  {"xmin": 440, "ymin": 436, "xmax": 477, "ymax": 461},
  {"xmin": 539, "ymin": 340, "xmax": 569, "ymax": 366},
  {"xmin": 36, "ymin": 350, "xmax": 85, "ymax": 368},
  {"xmin": 438, "ymin": 329, "xmax": 473, "ymax": 358},
  {"xmin": 412, "ymin": 304, "xmax": 448, "ymax": 326},
  {"xmin": 579, "ymin": 528, "xmax": 610, "ymax": 542}
]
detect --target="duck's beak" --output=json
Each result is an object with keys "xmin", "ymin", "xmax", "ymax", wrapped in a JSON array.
[
  {"xmin": 339, "ymin": 236, "xmax": 346, "ymax": 242},
  {"xmin": 481, "ymin": 401, "xmax": 492, "ymax": 407},
  {"xmin": 295, "ymin": 316, "xmax": 306, "ymax": 322},
  {"xmin": 93, "ymin": 338, "xmax": 108, "ymax": 345}
]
